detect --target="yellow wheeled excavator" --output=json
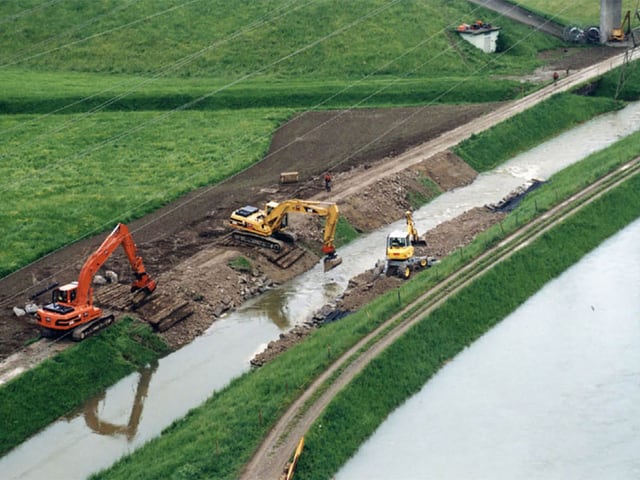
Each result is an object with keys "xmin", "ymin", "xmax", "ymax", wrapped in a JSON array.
[
  {"xmin": 384, "ymin": 210, "xmax": 434, "ymax": 279},
  {"xmin": 229, "ymin": 199, "xmax": 343, "ymax": 272}
]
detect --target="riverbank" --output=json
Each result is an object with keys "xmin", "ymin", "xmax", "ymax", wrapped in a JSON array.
[{"xmin": 0, "ymin": 319, "xmax": 169, "ymax": 457}]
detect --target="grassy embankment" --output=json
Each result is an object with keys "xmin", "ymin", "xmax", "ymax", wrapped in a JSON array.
[
  {"xmin": 0, "ymin": 319, "xmax": 169, "ymax": 457},
  {"xmin": 0, "ymin": 0, "xmax": 561, "ymax": 278},
  {"xmin": 91, "ymin": 74, "xmax": 640, "ymax": 479},
  {"xmin": 454, "ymin": 92, "xmax": 623, "ymax": 172},
  {"xmin": 0, "ymin": 1, "xmax": 555, "ymax": 77}
]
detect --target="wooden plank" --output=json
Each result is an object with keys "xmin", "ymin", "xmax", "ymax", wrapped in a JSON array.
[
  {"xmin": 279, "ymin": 171, "xmax": 299, "ymax": 184},
  {"xmin": 156, "ymin": 304, "xmax": 193, "ymax": 332}
]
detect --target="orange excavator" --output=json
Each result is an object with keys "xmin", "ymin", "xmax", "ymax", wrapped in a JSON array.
[{"xmin": 36, "ymin": 223, "xmax": 157, "ymax": 341}]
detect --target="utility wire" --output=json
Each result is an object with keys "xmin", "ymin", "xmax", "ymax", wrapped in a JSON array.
[
  {"xmin": 0, "ymin": 0, "xmax": 66, "ymax": 26},
  {"xmin": 0, "ymin": 1, "xmax": 576, "ymax": 307}
]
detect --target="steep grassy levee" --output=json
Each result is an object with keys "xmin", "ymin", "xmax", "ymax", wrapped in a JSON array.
[
  {"xmin": 0, "ymin": 1, "xmax": 558, "ymax": 78},
  {"xmin": 90, "ymin": 133, "xmax": 640, "ymax": 479},
  {"xmin": 453, "ymin": 93, "xmax": 623, "ymax": 172},
  {"xmin": 0, "ymin": 319, "xmax": 169, "ymax": 457},
  {"xmin": 296, "ymin": 172, "xmax": 640, "ymax": 480},
  {"xmin": 453, "ymin": 63, "xmax": 640, "ymax": 172}
]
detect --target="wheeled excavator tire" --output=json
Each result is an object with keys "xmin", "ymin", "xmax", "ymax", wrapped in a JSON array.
[{"xmin": 400, "ymin": 265, "xmax": 411, "ymax": 279}]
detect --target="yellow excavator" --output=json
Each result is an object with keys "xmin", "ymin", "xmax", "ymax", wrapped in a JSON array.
[
  {"xmin": 384, "ymin": 210, "xmax": 434, "ymax": 279},
  {"xmin": 229, "ymin": 199, "xmax": 343, "ymax": 272},
  {"xmin": 609, "ymin": 10, "xmax": 632, "ymax": 41}
]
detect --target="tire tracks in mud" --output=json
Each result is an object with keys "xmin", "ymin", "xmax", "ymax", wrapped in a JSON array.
[{"xmin": 242, "ymin": 159, "xmax": 640, "ymax": 479}]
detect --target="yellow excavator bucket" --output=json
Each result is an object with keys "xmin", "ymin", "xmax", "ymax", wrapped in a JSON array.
[{"xmin": 323, "ymin": 254, "xmax": 343, "ymax": 272}]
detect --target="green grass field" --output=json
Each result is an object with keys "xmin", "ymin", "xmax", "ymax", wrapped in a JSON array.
[
  {"xmin": 1, "ymin": 1, "xmax": 559, "ymax": 78},
  {"xmin": 0, "ymin": 108, "xmax": 289, "ymax": 276}
]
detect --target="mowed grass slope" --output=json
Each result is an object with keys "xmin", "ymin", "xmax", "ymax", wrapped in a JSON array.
[
  {"xmin": 1, "ymin": 0, "xmax": 559, "ymax": 78},
  {"xmin": 0, "ymin": 109, "xmax": 289, "ymax": 276},
  {"xmin": 0, "ymin": 0, "xmax": 567, "ymax": 278}
]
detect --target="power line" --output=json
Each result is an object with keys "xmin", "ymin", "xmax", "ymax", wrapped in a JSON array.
[{"xmin": 0, "ymin": 1, "xmax": 576, "ymax": 307}]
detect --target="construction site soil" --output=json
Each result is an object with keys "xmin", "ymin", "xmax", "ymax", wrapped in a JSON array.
[{"xmin": 0, "ymin": 46, "xmax": 621, "ymax": 378}]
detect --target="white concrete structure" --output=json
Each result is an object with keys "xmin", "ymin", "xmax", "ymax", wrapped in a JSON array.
[{"xmin": 458, "ymin": 28, "xmax": 501, "ymax": 53}]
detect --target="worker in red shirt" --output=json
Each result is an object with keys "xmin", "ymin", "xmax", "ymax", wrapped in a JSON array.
[{"xmin": 324, "ymin": 171, "xmax": 332, "ymax": 192}]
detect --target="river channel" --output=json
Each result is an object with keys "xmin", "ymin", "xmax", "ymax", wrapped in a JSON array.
[
  {"xmin": 2, "ymin": 101, "xmax": 640, "ymax": 479},
  {"xmin": 336, "ymin": 218, "xmax": 640, "ymax": 480}
]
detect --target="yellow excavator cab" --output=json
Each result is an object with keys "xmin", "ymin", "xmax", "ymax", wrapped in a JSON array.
[{"xmin": 386, "ymin": 231, "xmax": 414, "ymax": 261}]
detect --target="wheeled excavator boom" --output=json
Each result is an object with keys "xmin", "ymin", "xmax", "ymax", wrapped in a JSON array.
[
  {"xmin": 384, "ymin": 210, "xmax": 433, "ymax": 279},
  {"xmin": 229, "ymin": 199, "xmax": 343, "ymax": 272},
  {"xmin": 36, "ymin": 223, "xmax": 157, "ymax": 340}
]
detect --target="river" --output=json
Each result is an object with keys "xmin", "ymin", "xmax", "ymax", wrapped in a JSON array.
[
  {"xmin": 2, "ymin": 102, "xmax": 640, "ymax": 479},
  {"xmin": 336, "ymin": 217, "xmax": 640, "ymax": 480}
]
